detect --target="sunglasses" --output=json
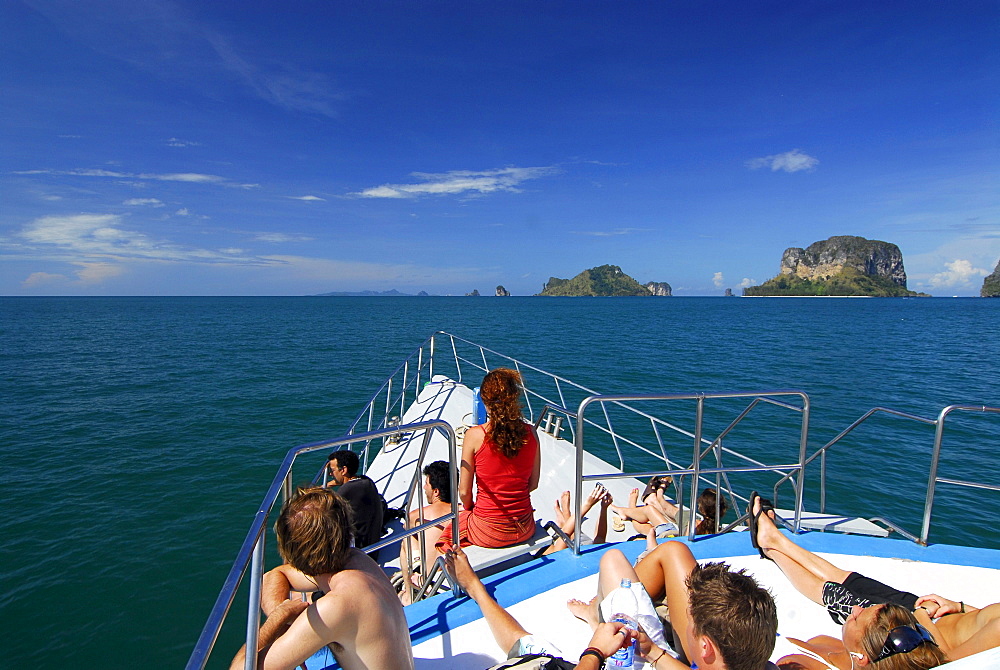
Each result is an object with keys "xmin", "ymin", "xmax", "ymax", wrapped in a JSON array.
[{"xmin": 874, "ymin": 623, "xmax": 937, "ymax": 663}]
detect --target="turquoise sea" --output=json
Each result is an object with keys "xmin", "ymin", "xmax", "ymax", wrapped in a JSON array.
[{"xmin": 2, "ymin": 296, "xmax": 998, "ymax": 669}]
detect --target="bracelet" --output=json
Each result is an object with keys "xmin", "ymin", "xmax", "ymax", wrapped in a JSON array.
[
  {"xmin": 649, "ymin": 648, "xmax": 665, "ymax": 665},
  {"xmin": 961, "ymin": 601, "xmax": 965, "ymax": 613},
  {"xmin": 580, "ymin": 647, "xmax": 605, "ymax": 667}
]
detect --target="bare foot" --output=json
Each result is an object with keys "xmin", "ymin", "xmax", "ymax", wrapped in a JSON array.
[
  {"xmin": 753, "ymin": 497, "xmax": 781, "ymax": 551},
  {"xmin": 554, "ymin": 490, "xmax": 571, "ymax": 526},
  {"xmin": 567, "ymin": 595, "xmax": 600, "ymax": 630},
  {"xmin": 628, "ymin": 487, "xmax": 639, "ymax": 508},
  {"xmin": 644, "ymin": 527, "xmax": 657, "ymax": 553}
]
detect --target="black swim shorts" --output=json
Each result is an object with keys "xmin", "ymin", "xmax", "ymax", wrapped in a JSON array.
[{"xmin": 822, "ymin": 572, "xmax": 919, "ymax": 624}]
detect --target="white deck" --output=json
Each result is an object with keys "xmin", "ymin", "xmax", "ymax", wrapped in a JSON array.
[{"xmin": 410, "ymin": 548, "xmax": 1000, "ymax": 669}]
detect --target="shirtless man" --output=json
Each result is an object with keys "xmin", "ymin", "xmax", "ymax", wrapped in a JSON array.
[
  {"xmin": 748, "ymin": 493, "xmax": 1000, "ymax": 668},
  {"xmin": 230, "ymin": 486, "xmax": 414, "ymax": 670},
  {"xmin": 398, "ymin": 461, "xmax": 453, "ymax": 603}
]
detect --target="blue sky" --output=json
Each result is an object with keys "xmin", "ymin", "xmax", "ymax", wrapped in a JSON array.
[{"xmin": 2, "ymin": 1, "xmax": 997, "ymax": 296}]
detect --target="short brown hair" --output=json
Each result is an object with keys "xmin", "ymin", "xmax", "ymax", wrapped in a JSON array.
[
  {"xmin": 859, "ymin": 604, "xmax": 947, "ymax": 670},
  {"xmin": 274, "ymin": 486, "xmax": 354, "ymax": 576},
  {"xmin": 686, "ymin": 561, "xmax": 777, "ymax": 670}
]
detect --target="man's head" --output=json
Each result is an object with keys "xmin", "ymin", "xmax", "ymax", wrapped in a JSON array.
[
  {"xmin": 422, "ymin": 460, "xmax": 452, "ymax": 504},
  {"xmin": 686, "ymin": 562, "xmax": 778, "ymax": 670},
  {"xmin": 274, "ymin": 486, "xmax": 354, "ymax": 576},
  {"xmin": 327, "ymin": 449, "xmax": 360, "ymax": 485}
]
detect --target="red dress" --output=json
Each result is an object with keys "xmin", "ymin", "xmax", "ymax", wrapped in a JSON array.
[{"xmin": 437, "ymin": 425, "xmax": 538, "ymax": 549}]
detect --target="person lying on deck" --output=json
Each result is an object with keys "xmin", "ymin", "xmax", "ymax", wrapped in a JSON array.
[
  {"xmin": 746, "ymin": 492, "xmax": 1000, "ymax": 670},
  {"xmin": 436, "ymin": 368, "xmax": 541, "ymax": 552}
]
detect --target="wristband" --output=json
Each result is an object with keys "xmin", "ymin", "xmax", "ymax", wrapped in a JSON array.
[
  {"xmin": 961, "ymin": 601, "xmax": 965, "ymax": 613},
  {"xmin": 580, "ymin": 647, "xmax": 605, "ymax": 667},
  {"xmin": 649, "ymin": 648, "xmax": 665, "ymax": 665}
]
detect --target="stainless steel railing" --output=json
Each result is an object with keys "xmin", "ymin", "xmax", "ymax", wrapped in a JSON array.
[{"xmin": 185, "ymin": 420, "xmax": 459, "ymax": 670}]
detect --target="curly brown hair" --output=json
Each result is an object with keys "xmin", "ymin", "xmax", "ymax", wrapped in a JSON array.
[
  {"xmin": 274, "ymin": 486, "xmax": 354, "ymax": 576},
  {"xmin": 479, "ymin": 368, "xmax": 529, "ymax": 458},
  {"xmin": 860, "ymin": 604, "xmax": 947, "ymax": 670}
]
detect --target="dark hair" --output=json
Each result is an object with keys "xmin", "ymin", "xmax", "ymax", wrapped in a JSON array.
[
  {"xmin": 274, "ymin": 486, "xmax": 354, "ymax": 576},
  {"xmin": 686, "ymin": 561, "xmax": 777, "ymax": 670},
  {"xmin": 480, "ymin": 368, "xmax": 528, "ymax": 458},
  {"xmin": 328, "ymin": 449, "xmax": 360, "ymax": 477},
  {"xmin": 695, "ymin": 488, "xmax": 728, "ymax": 535},
  {"xmin": 422, "ymin": 460, "xmax": 452, "ymax": 504},
  {"xmin": 859, "ymin": 604, "xmax": 947, "ymax": 670}
]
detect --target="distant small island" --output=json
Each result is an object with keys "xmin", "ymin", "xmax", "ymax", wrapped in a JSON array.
[
  {"xmin": 537, "ymin": 265, "xmax": 672, "ymax": 297},
  {"xmin": 312, "ymin": 289, "xmax": 429, "ymax": 297},
  {"xmin": 982, "ymin": 259, "xmax": 1000, "ymax": 298},
  {"xmin": 743, "ymin": 236, "xmax": 929, "ymax": 297}
]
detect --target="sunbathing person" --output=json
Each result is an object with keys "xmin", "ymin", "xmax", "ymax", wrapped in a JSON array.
[
  {"xmin": 437, "ymin": 368, "xmax": 540, "ymax": 550},
  {"xmin": 543, "ymin": 483, "xmax": 613, "ymax": 554},
  {"xmin": 747, "ymin": 492, "xmax": 1000, "ymax": 669}
]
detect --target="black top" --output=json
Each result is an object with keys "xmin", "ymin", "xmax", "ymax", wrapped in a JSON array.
[{"xmin": 338, "ymin": 475, "xmax": 385, "ymax": 549}]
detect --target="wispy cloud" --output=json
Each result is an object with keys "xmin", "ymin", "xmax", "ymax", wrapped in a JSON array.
[
  {"xmin": 928, "ymin": 259, "xmax": 990, "ymax": 288},
  {"xmin": 14, "ymin": 168, "xmax": 258, "ymax": 189},
  {"xmin": 713, "ymin": 271, "xmax": 725, "ymax": 288},
  {"xmin": 739, "ymin": 277, "xmax": 757, "ymax": 288},
  {"xmin": 166, "ymin": 137, "xmax": 200, "ymax": 147},
  {"xmin": 353, "ymin": 166, "xmax": 559, "ymax": 199},
  {"xmin": 175, "ymin": 208, "xmax": 190, "ymax": 216},
  {"xmin": 746, "ymin": 149, "xmax": 819, "ymax": 173},
  {"xmin": 572, "ymin": 227, "xmax": 650, "ymax": 237},
  {"xmin": 17, "ymin": 213, "xmax": 267, "ymax": 265},
  {"xmin": 287, "ymin": 195, "xmax": 326, "ymax": 202},
  {"xmin": 123, "ymin": 198, "xmax": 165, "ymax": 207},
  {"xmin": 254, "ymin": 232, "xmax": 314, "ymax": 243}
]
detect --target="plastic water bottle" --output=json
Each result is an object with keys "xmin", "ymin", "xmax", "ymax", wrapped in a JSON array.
[
  {"xmin": 472, "ymin": 387, "xmax": 487, "ymax": 424},
  {"xmin": 607, "ymin": 578, "xmax": 638, "ymax": 669}
]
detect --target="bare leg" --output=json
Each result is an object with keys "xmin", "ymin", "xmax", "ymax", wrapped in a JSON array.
[
  {"xmin": 754, "ymin": 497, "xmax": 851, "ymax": 604},
  {"xmin": 611, "ymin": 503, "xmax": 673, "ymax": 528},
  {"xmin": 594, "ymin": 489, "xmax": 612, "ymax": 544},
  {"xmin": 445, "ymin": 546, "xmax": 528, "ymax": 654},
  {"xmin": 635, "ymin": 541, "xmax": 698, "ymax": 662},
  {"xmin": 546, "ymin": 485, "xmax": 606, "ymax": 554}
]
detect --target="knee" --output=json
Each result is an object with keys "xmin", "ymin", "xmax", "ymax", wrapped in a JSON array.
[
  {"xmin": 600, "ymin": 548, "xmax": 629, "ymax": 571},
  {"xmin": 650, "ymin": 540, "xmax": 694, "ymax": 563}
]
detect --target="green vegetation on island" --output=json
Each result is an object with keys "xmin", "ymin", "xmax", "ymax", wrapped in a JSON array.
[
  {"xmin": 537, "ymin": 264, "xmax": 665, "ymax": 296},
  {"xmin": 982, "ymin": 260, "xmax": 1000, "ymax": 298},
  {"xmin": 744, "ymin": 236, "xmax": 928, "ymax": 297}
]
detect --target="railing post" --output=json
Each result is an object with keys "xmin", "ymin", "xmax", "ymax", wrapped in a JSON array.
[
  {"xmin": 793, "ymin": 393, "xmax": 810, "ymax": 533},
  {"xmin": 688, "ymin": 396, "xmax": 704, "ymax": 538},
  {"xmin": 573, "ymin": 399, "xmax": 589, "ymax": 555},
  {"xmin": 920, "ymin": 409, "xmax": 949, "ymax": 545},
  {"xmin": 244, "ymin": 533, "xmax": 266, "ymax": 670}
]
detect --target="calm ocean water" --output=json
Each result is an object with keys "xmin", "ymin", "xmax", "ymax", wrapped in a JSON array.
[{"xmin": 1, "ymin": 296, "xmax": 998, "ymax": 669}]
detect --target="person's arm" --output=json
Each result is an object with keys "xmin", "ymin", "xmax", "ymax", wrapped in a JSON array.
[
  {"xmin": 459, "ymin": 427, "xmax": 482, "ymax": 511},
  {"xmin": 261, "ymin": 565, "xmax": 319, "ymax": 615},
  {"xmin": 527, "ymin": 428, "xmax": 541, "ymax": 492},
  {"xmin": 229, "ymin": 599, "xmax": 309, "ymax": 670},
  {"xmin": 576, "ymin": 622, "xmax": 635, "ymax": 669},
  {"xmin": 915, "ymin": 593, "xmax": 973, "ymax": 618}
]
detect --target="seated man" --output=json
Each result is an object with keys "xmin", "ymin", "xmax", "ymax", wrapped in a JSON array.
[
  {"xmin": 230, "ymin": 486, "xmax": 414, "ymax": 670},
  {"xmin": 571, "ymin": 542, "xmax": 779, "ymax": 670},
  {"xmin": 398, "ymin": 460, "xmax": 454, "ymax": 603},
  {"xmin": 327, "ymin": 449, "xmax": 385, "ymax": 551}
]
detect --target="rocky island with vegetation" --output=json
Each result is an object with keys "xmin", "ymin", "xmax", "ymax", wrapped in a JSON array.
[
  {"xmin": 982, "ymin": 260, "xmax": 1000, "ymax": 298},
  {"xmin": 743, "ymin": 236, "xmax": 929, "ymax": 297},
  {"xmin": 537, "ymin": 265, "xmax": 671, "ymax": 297}
]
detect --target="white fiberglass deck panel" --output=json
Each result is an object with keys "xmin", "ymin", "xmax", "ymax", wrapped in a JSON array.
[{"xmin": 403, "ymin": 532, "xmax": 1000, "ymax": 669}]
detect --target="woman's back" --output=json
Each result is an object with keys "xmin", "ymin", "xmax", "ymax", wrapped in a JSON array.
[{"xmin": 472, "ymin": 426, "xmax": 537, "ymax": 520}]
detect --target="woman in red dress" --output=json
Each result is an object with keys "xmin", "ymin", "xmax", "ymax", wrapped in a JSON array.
[{"xmin": 437, "ymin": 368, "xmax": 540, "ymax": 549}]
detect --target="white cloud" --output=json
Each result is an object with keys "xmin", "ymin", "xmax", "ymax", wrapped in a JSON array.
[
  {"xmin": 175, "ymin": 208, "xmax": 190, "ymax": 216},
  {"xmin": 254, "ymin": 232, "xmax": 313, "ymax": 243},
  {"xmin": 572, "ymin": 227, "xmax": 650, "ymax": 237},
  {"xmin": 74, "ymin": 262, "xmax": 125, "ymax": 284},
  {"xmin": 739, "ymin": 277, "xmax": 757, "ymax": 288},
  {"xmin": 14, "ymin": 168, "xmax": 258, "ymax": 189},
  {"xmin": 928, "ymin": 259, "xmax": 990, "ymax": 288},
  {"xmin": 166, "ymin": 138, "xmax": 200, "ymax": 147},
  {"xmin": 287, "ymin": 195, "xmax": 326, "ymax": 202},
  {"xmin": 123, "ymin": 198, "xmax": 165, "ymax": 207},
  {"xmin": 746, "ymin": 149, "xmax": 819, "ymax": 173},
  {"xmin": 41, "ymin": 194, "xmax": 63, "ymax": 201},
  {"xmin": 353, "ymin": 166, "xmax": 558, "ymax": 199},
  {"xmin": 23, "ymin": 271, "xmax": 67, "ymax": 287},
  {"xmin": 713, "ymin": 271, "xmax": 725, "ymax": 287}
]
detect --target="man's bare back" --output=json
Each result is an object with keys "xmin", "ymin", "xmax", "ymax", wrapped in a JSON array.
[{"xmin": 249, "ymin": 549, "xmax": 414, "ymax": 670}]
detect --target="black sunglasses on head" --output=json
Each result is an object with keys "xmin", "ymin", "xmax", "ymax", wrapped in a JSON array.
[{"xmin": 874, "ymin": 623, "xmax": 936, "ymax": 663}]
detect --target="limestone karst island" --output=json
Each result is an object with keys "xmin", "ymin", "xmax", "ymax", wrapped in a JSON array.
[
  {"xmin": 536, "ymin": 265, "xmax": 672, "ymax": 297},
  {"xmin": 982, "ymin": 260, "xmax": 1000, "ymax": 298},
  {"xmin": 744, "ymin": 236, "xmax": 929, "ymax": 297}
]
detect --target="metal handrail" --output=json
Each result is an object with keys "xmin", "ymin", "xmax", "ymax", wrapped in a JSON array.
[
  {"xmin": 571, "ymin": 390, "xmax": 810, "ymax": 553},
  {"xmin": 186, "ymin": 420, "xmax": 459, "ymax": 670}
]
